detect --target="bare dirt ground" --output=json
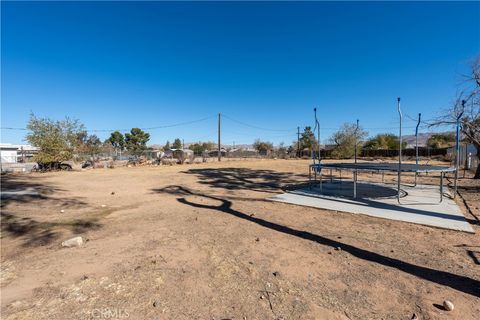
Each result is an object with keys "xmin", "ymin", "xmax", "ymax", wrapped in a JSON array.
[{"xmin": 1, "ymin": 159, "xmax": 479, "ymax": 320}]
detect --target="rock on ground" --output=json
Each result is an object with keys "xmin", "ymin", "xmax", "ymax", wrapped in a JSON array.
[{"xmin": 61, "ymin": 237, "xmax": 83, "ymax": 248}]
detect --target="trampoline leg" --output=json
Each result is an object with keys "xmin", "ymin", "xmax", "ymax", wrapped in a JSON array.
[
  {"xmin": 454, "ymin": 169, "xmax": 458, "ymax": 199},
  {"xmin": 353, "ymin": 171, "xmax": 357, "ymax": 198},
  {"xmin": 382, "ymin": 172, "xmax": 384, "ymax": 183},
  {"xmin": 397, "ymin": 176, "xmax": 401, "ymax": 204},
  {"xmin": 330, "ymin": 168, "xmax": 333, "ymax": 183},
  {"xmin": 440, "ymin": 172, "xmax": 444, "ymax": 203},
  {"xmin": 309, "ymin": 167, "xmax": 312, "ymax": 190},
  {"xmin": 319, "ymin": 170, "xmax": 323, "ymax": 193}
]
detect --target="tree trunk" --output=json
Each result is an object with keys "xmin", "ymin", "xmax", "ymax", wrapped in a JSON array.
[{"xmin": 474, "ymin": 163, "xmax": 480, "ymax": 179}]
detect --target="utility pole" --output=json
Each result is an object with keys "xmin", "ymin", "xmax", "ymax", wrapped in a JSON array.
[
  {"xmin": 218, "ymin": 113, "xmax": 221, "ymax": 162},
  {"xmin": 182, "ymin": 139, "xmax": 185, "ymax": 149},
  {"xmin": 297, "ymin": 126, "xmax": 300, "ymax": 158}
]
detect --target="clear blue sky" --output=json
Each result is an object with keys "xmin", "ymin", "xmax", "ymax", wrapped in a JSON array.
[{"xmin": 1, "ymin": 1, "xmax": 479, "ymax": 146}]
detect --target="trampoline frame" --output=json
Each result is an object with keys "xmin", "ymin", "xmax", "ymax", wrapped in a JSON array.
[
  {"xmin": 308, "ymin": 98, "xmax": 460, "ymax": 204},
  {"xmin": 308, "ymin": 162, "xmax": 456, "ymax": 203}
]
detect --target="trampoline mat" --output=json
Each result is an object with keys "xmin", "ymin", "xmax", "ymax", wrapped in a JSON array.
[
  {"xmin": 301, "ymin": 181, "xmax": 407, "ymax": 199},
  {"xmin": 311, "ymin": 162, "xmax": 455, "ymax": 173}
]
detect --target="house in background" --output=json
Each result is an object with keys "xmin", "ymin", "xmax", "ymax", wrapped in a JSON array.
[
  {"xmin": 0, "ymin": 144, "xmax": 39, "ymax": 163},
  {"xmin": 0, "ymin": 144, "xmax": 18, "ymax": 163}
]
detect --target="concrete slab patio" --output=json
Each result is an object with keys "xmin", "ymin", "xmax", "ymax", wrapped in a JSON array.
[{"xmin": 269, "ymin": 181, "xmax": 474, "ymax": 233}]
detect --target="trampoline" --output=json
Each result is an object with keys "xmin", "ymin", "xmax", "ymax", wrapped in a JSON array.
[
  {"xmin": 307, "ymin": 98, "xmax": 461, "ymax": 204},
  {"xmin": 309, "ymin": 162, "xmax": 456, "ymax": 203}
]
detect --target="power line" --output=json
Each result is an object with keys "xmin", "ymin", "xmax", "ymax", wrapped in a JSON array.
[
  {"xmin": 89, "ymin": 115, "xmax": 216, "ymax": 132},
  {"xmin": 0, "ymin": 127, "xmax": 27, "ymax": 131},
  {"xmin": 319, "ymin": 126, "xmax": 419, "ymax": 131},
  {"xmin": 222, "ymin": 129, "xmax": 296, "ymax": 138},
  {"xmin": 1, "ymin": 116, "xmax": 216, "ymax": 133},
  {"xmin": 221, "ymin": 114, "xmax": 294, "ymax": 132}
]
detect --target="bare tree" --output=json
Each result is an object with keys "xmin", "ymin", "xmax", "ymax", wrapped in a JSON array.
[
  {"xmin": 329, "ymin": 122, "xmax": 368, "ymax": 159},
  {"xmin": 430, "ymin": 57, "xmax": 480, "ymax": 178}
]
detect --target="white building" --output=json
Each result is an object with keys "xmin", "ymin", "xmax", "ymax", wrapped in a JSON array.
[{"xmin": 0, "ymin": 144, "xmax": 39, "ymax": 163}]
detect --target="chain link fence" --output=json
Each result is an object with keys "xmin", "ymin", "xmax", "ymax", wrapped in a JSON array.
[{"xmin": 3, "ymin": 145, "xmax": 479, "ymax": 173}]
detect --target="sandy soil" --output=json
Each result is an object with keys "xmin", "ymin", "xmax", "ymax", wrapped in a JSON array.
[{"xmin": 1, "ymin": 159, "xmax": 479, "ymax": 320}]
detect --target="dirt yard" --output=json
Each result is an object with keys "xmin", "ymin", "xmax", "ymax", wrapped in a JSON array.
[{"xmin": 1, "ymin": 159, "xmax": 479, "ymax": 320}]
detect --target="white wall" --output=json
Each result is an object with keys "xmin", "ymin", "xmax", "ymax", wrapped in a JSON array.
[{"xmin": 0, "ymin": 150, "xmax": 18, "ymax": 163}]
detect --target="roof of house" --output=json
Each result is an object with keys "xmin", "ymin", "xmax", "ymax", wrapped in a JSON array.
[{"xmin": 0, "ymin": 143, "xmax": 39, "ymax": 151}]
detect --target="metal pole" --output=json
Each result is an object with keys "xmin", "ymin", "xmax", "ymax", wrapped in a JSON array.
[
  {"xmin": 218, "ymin": 113, "xmax": 221, "ymax": 162},
  {"xmin": 319, "ymin": 169, "xmax": 323, "ymax": 193},
  {"xmin": 297, "ymin": 126, "xmax": 300, "ymax": 158},
  {"xmin": 354, "ymin": 119, "xmax": 359, "ymax": 164},
  {"xmin": 414, "ymin": 113, "xmax": 421, "ymax": 186},
  {"xmin": 454, "ymin": 101, "xmax": 464, "ymax": 199},
  {"xmin": 440, "ymin": 172, "xmax": 444, "ymax": 203},
  {"xmin": 353, "ymin": 171, "xmax": 357, "ymax": 198},
  {"xmin": 317, "ymin": 109, "xmax": 321, "ymax": 163},
  {"xmin": 397, "ymin": 97, "xmax": 402, "ymax": 203},
  {"xmin": 309, "ymin": 165, "xmax": 312, "ymax": 190},
  {"xmin": 313, "ymin": 108, "xmax": 320, "ymax": 164},
  {"xmin": 312, "ymin": 110, "xmax": 316, "ymax": 165}
]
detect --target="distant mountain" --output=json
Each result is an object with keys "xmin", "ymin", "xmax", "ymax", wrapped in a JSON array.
[{"xmin": 402, "ymin": 131, "xmax": 455, "ymax": 147}]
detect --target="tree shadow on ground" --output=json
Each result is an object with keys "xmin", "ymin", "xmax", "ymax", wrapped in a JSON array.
[
  {"xmin": 1, "ymin": 174, "xmax": 86, "ymax": 208},
  {"xmin": 1, "ymin": 212, "xmax": 102, "ymax": 247},
  {"xmin": 457, "ymin": 185, "xmax": 480, "ymax": 194},
  {"xmin": 153, "ymin": 185, "xmax": 480, "ymax": 298},
  {"xmin": 1, "ymin": 174, "xmax": 100, "ymax": 247},
  {"xmin": 181, "ymin": 167, "xmax": 307, "ymax": 194}
]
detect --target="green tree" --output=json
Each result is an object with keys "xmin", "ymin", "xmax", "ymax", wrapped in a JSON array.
[
  {"xmin": 26, "ymin": 113, "xmax": 85, "ymax": 163},
  {"xmin": 125, "ymin": 128, "xmax": 150, "ymax": 156},
  {"xmin": 426, "ymin": 133, "xmax": 456, "ymax": 148},
  {"xmin": 163, "ymin": 141, "xmax": 171, "ymax": 150},
  {"xmin": 172, "ymin": 138, "xmax": 182, "ymax": 149},
  {"xmin": 364, "ymin": 133, "xmax": 406, "ymax": 150},
  {"xmin": 84, "ymin": 135, "xmax": 102, "ymax": 158},
  {"xmin": 253, "ymin": 139, "xmax": 273, "ymax": 155},
  {"xmin": 300, "ymin": 126, "xmax": 318, "ymax": 151},
  {"xmin": 330, "ymin": 123, "xmax": 368, "ymax": 159},
  {"xmin": 189, "ymin": 141, "xmax": 215, "ymax": 154},
  {"xmin": 107, "ymin": 131, "xmax": 125, "ymax": 154},
  {"xmin": 77, "ymin": 132, "xmax": 102, "ymax": 157}
]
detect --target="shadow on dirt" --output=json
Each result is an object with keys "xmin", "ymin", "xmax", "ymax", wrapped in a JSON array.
[
  {"xmin": 181, "ymin": 167, "xmax": 307, "ymax": 194},
  {"xmin": 1, "ymin": 174, "xmax": 100, "ymax": 247},
  {"xmin": 0, "ymin": 212, "xmax": 101, "ymax": 247},
  {"xmin": 1, "ymin": 174, "xmax": 86, "ymax": 208},
  {"xmin": 153, "ymin": 185, "xmax": 480, "ymax": 298}
]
